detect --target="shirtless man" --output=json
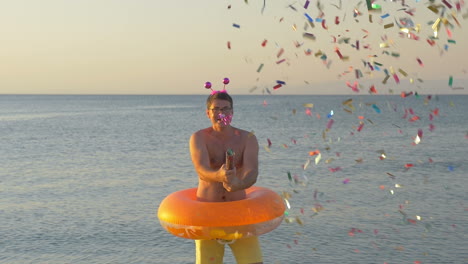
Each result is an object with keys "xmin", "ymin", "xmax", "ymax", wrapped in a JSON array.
[{"xmin": 189, "ymin": 91, "xmax": 263, "ymax": 264}]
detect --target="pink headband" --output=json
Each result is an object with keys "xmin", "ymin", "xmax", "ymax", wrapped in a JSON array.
[{"xmin": 205, "ymin": 78, "xmax": 230, "ymax": 95}]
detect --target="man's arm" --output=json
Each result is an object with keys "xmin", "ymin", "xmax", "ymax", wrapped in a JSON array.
[
  {"xmin": 224, "ymin": 133, "xmax": 259, "ymax": 192},
  {"xmin": 189, "ymin": 132, "xmax": 225, "ymax": 183}
]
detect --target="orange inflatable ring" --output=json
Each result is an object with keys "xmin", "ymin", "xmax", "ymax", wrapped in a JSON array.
[{"xmin": 157, "ymin": 186, "xmax": 285, "ymax": 240}]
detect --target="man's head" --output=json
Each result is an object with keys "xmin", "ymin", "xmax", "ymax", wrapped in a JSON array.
[
  {"xmin": 206, "ymin": 92, "xmax": 233, "ymax": 110},
  {"xmin": 206, "ymin": 92, "xmax": 234, "ymax": 127}
]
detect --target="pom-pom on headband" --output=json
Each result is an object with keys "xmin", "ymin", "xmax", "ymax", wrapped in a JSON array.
[{"xmin": 205, "ymin": 78, "xmax": 230, "ymax": 95}]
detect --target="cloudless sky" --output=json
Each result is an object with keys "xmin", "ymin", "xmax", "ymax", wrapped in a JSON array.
[{"xmin": 0, "ymin": 0, "xmax": 467, "ymax": 95}]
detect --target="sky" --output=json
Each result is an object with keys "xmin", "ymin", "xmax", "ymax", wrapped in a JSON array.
[{"xmin": 0, "ymin": 0, "xmax": 467, "ymax": 95}]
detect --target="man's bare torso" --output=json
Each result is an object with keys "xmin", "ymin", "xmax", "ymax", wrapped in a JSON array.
[{"xmin": 195, "ymin": 127, "xmax": 249, "ymax": 202}]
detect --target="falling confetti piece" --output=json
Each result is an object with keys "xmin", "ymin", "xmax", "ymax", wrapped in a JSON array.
[
  {"xmin": 315, "ymin": 153, "xmax": 322, "ymax": 165},
  {"xmin": 329, "ymin": 167, "xmax": 341, "ymax": 172},
  {"xmin": 309, "ymin": 150, "xmax": 320, "ymax": 156},
  {"xmin": 276, "ymin": 59, "xmax": 286, "ymax": 64},
  {"xmin": 303, "ymin": 159, "xmax": 311, "ymax": 170},
  {"xmin": 418, "ymin": 129, "xmax": 423, "ymax": 139},
  {"xmin": 442, "ymin": 0, "xmax": 453, "ymax": 8},
  {"xmin": 357, "ymin": 122, "xmax": 364, "ymax": 132},
  {"xmin": 416, "ymin": 57, "xmax": 424, "ymax": 67},
  {"xmin": 372, "ymin": 104, "xmax": 381, "ymax": 113},
  {"xmin": 335, "ymin": 47, "xmax": 344, "ymax": 59},
  {"xmin": 303, "ymin": 32, "xmax": 316, "ymax": 40},
  {"xmin": 257, "ymin": 63, "xmax": 264, "ymax": 73},
  {"xmin": 277, "ymin": 48, "xmax": 284, "ymax": 58}
]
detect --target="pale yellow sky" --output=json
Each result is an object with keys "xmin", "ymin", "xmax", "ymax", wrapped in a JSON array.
[{"xmin": 0, "ymin": 0, "xmax": 467, "ymax": 95}]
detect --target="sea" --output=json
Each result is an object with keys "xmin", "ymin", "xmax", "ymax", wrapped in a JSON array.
[{"xmin": 0, "ymin": 94, "xmax": 467, "ymax": 264}]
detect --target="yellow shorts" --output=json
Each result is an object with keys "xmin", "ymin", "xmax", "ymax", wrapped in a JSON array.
[{"xmin": 195, "ymin": 236, "xmax": 263, "ymax": 264}]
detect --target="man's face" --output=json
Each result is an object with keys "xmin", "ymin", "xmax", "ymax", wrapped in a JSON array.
[{"xmin": 206, "ymin": 99, "xmax": 233, "ymax": 126}]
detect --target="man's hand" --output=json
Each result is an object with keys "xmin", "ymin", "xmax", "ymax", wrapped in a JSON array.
[{"xmin": 220, "ymin": 166, "xmax": 243, "ymax": 192}]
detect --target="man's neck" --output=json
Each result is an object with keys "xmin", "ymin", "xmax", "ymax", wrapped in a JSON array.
[{"xmin": 211, "ymin": 126, "xmax": 234, "ymax": 139}]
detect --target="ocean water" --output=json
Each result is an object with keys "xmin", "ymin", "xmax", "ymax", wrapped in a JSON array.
[{"xmin": 0, "ymin": 94, "xmax": 467, "ymax": 264}]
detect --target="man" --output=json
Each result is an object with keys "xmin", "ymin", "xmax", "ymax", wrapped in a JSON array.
[{"xmin": 189, "ymin": 91, "xmax": 263, "ymax": 264}]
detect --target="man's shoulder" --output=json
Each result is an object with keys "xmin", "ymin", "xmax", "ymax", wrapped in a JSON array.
[
  {"xmin": 234, "ymin": 128, "xmax": 257, "ymax": 141},
  {"xmin": 191, "ymin": 127, "xmax": 211, "ymax": 138}
]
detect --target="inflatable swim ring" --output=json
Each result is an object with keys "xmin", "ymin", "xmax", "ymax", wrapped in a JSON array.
[{"xmin": 157, "ymin": 186, "xmax": 285, "ymax": 240}]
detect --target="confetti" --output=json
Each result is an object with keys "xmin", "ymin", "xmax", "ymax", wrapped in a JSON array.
[
  {"xmin": 398, "ymin": 68, "xmax": 408, "ymax": 77},
  {"xmin": 276, "ymin": 48, "xmax": 285, "ymax": 59},
  {"xmin": 442, "ymin": 0, "xmax": 453, "ymax": 9},
  {"xmin": 381, "ymin": 13, "xmax": 390, "ymax": 19},
  {"xmin": 372, "ymin": 104, "xmax": 381, "ymax": 113},
  {"xmin": 315, "ymin": 153, "xmax": 322, "ymax": 165},
  {"xmin": 303, "ymin": 32, "xmax": 316, "ymax": 40},
  {"xmin": 257, "ymin": 63, "xmax": 264, "ymax": 73},
  {"xmin": 357, "ymin": 122, "xmax": 364, "ymax": 132},
  {"xmin": 416, "ymin": 58, "xmax": 424, "ymax": 67},
  {"xmin": 393, "ymin": 73, "xmax": 400, "ymax": 84},
  {"xmin": 418, "ymin": 129, "xmax": 423, "ymax": 139},
  {"xmin": 303, "ymin": 159, "xmax": 311, "ymax": 170},
  {"xmin": 309, "ymin": 150, "xmax": 320, "ymax": 156},
  {"xmin": 321, "ymin": 19, "xmax": 328, "ymax": 30},
  {"xmin": 384, "ymin": 23, "xmax": 394, "ymax": 29},
  {"xmin": 276, "ymin": 59, "xmax": 286, "ymax": 64},
  {"xmin": 335, "ymin": 47, "xmax": 344, "ymax": 59},
  {"xmin": 346, "ymin": 81, "xmax": 359, "ymax": 92}
]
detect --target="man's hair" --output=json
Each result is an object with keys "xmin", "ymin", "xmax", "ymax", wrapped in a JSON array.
[{"xmin": 206, "ymin": 92, "xmax": 233, "ymax": 109}]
